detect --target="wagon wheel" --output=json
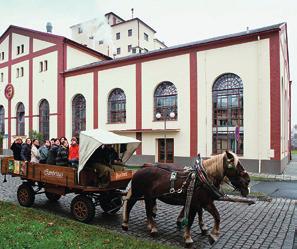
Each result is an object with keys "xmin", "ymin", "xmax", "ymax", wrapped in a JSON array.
[
  {"xmin": 71, "ymin": 195, "xmax": 95, "ymax": 223},
  {"xmin": 17, "ymin": 183, "xmax": 35, "ymax": 207},
  {"xmin": 45, "ymin": 192, "xmax": 62, "ymax": 202},
  {"xmin": 99, "ymin": 191, "xmax": 123, "ymax": 214}
]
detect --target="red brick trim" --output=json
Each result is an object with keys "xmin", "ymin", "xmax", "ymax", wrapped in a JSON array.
[
  {"xmin": 57, "ymin": 43, "xmax": 66, "ymax": 137},
  {"xmin": 190, "ymin": 52, "xmax": 198, "ymax": 157},
  {"xmin": 289, "ymin": 80, "xmax": 292, "ymax": 160},
  {"xmin": 0, "ymin": 45, "xmax": 58, "ymax": 69},
  {"xmin": 136, "ymin": 63, "xmax": 142, "ymax": 130},
  {"xmin": 270, "ymin": 33, "xmax": 280, "ymax": 160},
  {"xmin": 8, "ymin": 33, "xmax": 12, "ymax": 146},
  {"xmin": 28, "ymin": 37, "xmax": 33, "ymax": 131},
  {"xmin": 136, "ymin": 132, "xmax": 142, "ymax": 155},
  {"xmin": 93, "ymin": 71, "xmax": 98, "ymax": 128}
]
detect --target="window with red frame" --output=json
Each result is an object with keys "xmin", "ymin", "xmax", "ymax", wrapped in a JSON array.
[
  {"xmin": 72, "ymin": 94, "xmax": 86, "ymax": 137},
  {"xmin": 212, "ymin": 73, "xmax": 243, "ymax": 155},
  {"xmin": 108, "ymin": 88, "xmax": 126, "ymax": 123}
]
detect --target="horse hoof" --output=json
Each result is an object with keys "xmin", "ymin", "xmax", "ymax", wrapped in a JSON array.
[
  {"xmin": 176, "ymin": 221, "xmax": 182, "ymax": 230},
  {"xmin": 150, "ymin": 228, "xmax": 158, "ymax": 237},
  {"xmin": 201, "ymin": 229, "xmax": 208, "ymax": 236},
  {"xmin": 185, "ymin": 242, "xmax": 193, "ymax": 248},
  {"xmin": 208, "ymin": 234, "xmax": 217, "ymax": 245},
  {"xmin": 121, "ymin": 224, "xmax": 128, "ymax": 231}
]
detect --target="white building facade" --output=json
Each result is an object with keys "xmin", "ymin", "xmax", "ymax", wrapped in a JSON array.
[
  {"xmin": 0, "ymin": 22, "xmax": 291, "ymax": 174},
  {"xmin": 70, "ymin": 12, "xmax": 167, "ymax": 58}
]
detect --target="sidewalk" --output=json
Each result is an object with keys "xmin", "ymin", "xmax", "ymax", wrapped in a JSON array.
[{"xmin": 248, "ymin": 154, "xmax": 297, "ymax": 182}]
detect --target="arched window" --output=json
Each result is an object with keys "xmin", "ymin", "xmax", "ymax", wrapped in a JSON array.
[
  {"xmin": 16, "ymin": 102, "xmax": 25, "ymax": 136},
  {"xmin": 0, "ymin": 105, "xmax": 5, "ymax": 135},
  {"xmin": 154, "ymin": 81, "xmax": 177, "ymax": 120},
  {"xmin": 39, "ymin": 99, "xmax": 50, "ymax": 140},
  {"xmin": 212, "ymin": 73, "xmax": 243, "ymax": 155},
  {"xmin": 108, "ymin": 88, "xmax": 126, "ymax": 123},
  {"xmin": 72, "ymin": 94, "xmax": 86, "ymax": 137}
]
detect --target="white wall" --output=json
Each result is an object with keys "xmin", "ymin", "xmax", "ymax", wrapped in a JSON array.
[
  {"xmin": 32, "ymin": 51, "xmax": 58, "ymax": 138},
  {"xmin": 11, "ymin": 33, "xmax": 29, "ymax": 59},
  {"xmin": 197, "ymin": 39, "xmax": 271, "ymax": 160},
  {"xmin": 99, "ymin": 65, "xmax": 136, "ymax": 130},
  {"xmin": 0, "ymin": 35, "xmax": 9, "ymax": 63},
  {"xmin": 65, "ymin": 73, "xmax": 94, "ymax": 139},
  {"xmin": 10, "ymin": 60, "xmax": 29, "ymax": 137},
  {"xmin": 142, "ymin": 54, "xmax": 190, "ymax": 157},
  {"xmin": 112, "ymin": 20, "xmax": 138, "ymax": 57},
  {"xmin": 66, "ymin": 45, "xmax": 102, "ymax": 70},
  {"xmin": 33, "ymin": 38, "xmax": 55, "ymax": 52}
]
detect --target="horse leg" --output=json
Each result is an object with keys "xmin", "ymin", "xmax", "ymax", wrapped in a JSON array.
[
  {"xmin": 145, "ymin": 198, "xmax": 158, "ymax": 236},
  {"xmin": 197, "ymin": 207, "xmax": 208, "ymax": 235},
  {"xmin": 183, "ymin": 207, "xmax": 197, "ymax": 248},
  {"xmin": 205, "ymin": 202, "xmax": 220, "ymax": 245},
  {"xmin": 176, "ymin": 207, "xmax": 184, "ymax": 229},
  {"xmin": 122, "ymin": 188, "xmax": 137, "ymax": 231}
]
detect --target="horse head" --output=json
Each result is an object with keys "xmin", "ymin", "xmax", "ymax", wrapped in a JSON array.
[{"xmin": 224, "ymin": 151, "xmax": 250, "ymax": 197}]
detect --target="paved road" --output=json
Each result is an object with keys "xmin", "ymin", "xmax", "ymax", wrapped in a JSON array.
[
  {"xmin": 252, "ymin": 181, "xmax": 297, "ymax": 199},
  {"xmin": 0, "ymin": 174, "xmax": 296, "ymax": 249}
]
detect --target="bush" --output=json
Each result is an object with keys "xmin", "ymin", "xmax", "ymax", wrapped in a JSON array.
[{"xmin": 29, "ymin": 130, "xmax": 44, "ymax": 142}]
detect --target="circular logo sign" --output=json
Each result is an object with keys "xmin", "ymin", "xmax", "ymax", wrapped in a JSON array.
[{"xmin": 4, "ymin": 84, "xmax": 14, "ymax": 100}]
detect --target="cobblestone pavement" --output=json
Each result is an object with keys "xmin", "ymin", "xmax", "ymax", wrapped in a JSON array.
[{"xmin": 0, "ymin": 175, "xmax": 296, "ymax": 249}]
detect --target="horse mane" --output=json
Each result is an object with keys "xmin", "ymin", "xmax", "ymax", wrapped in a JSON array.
[{"xmin": 202, "ymin": 153, "xmax": 226, "ymax": 183}]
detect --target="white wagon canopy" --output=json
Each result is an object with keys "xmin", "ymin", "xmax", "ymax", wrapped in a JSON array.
[{"xmin": 78, "ymin": 129, "xmax": 141, "ymax": 176}]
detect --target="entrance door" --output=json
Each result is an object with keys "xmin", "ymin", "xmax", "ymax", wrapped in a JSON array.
[{"xmin": 158, "ymin": 138, "xmax": 174, "ymax": 163}]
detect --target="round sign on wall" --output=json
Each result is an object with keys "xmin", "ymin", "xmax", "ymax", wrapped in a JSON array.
[{"xmin": 4, "ymin": 84, "xmax": 14, "ymax": 100}]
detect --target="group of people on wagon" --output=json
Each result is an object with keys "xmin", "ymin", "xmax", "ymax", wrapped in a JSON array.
[{"xmin": 10, "ymin": 136, "xmax": 79, "ymax": 167}]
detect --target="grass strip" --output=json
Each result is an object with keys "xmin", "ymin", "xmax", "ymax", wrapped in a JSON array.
[{"xmin": 0, "ymin": 201, "xmax": 177, "ymax": 249}]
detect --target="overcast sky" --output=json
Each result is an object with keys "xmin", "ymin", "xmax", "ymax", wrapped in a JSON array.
[{"xmin": 1, "ymin": 0, "xmax": 296, "ymax": 127}]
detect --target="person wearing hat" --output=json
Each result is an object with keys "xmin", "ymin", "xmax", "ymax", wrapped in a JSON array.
[
  {"xmin": 10, "ymin": 137, "xmax": 23, "ymax": 160},
  {"xmin": 68, "ymin": 137, "xmax": 79, "ymax": 167}
]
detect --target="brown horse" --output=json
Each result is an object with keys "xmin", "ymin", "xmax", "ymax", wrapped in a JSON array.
[{"xmin": 122, "ymin": 151, "xmax": 250, "ymax": 247}]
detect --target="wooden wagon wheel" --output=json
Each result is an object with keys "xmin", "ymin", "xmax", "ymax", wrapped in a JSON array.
[
  {"xmin": 71, "ymin": 195, "xmax": 95, "ymax": 223},
  {"xmin": 17, "ymin": 183, "xmax": 35, "ymax": 207}
]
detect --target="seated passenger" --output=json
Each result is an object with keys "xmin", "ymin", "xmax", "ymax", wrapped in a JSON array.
[
  {"xmin": 56, "ymin": 140, "xmax": 69, "ymax": 166},
  {"xmin": 30, "ymin": 139, "xmax": 40, "ymax": 163},
  {"xmin": 39, "ymin": 140, "xmax": 51, "ymax": 164},
  {"xmin": 68, "ymin": 137, "xmax": 79, "ymax": 167},
  {"xmin": 10, "ymin": 137, "xmax": 23, "ymax": 160},
  {"xmin": 21, "ymin": 138, "xmax": 32, "ymax": 162},
  {"xmin": 46, "ymin": 139, "xmax": 60, "ymax": 165}
]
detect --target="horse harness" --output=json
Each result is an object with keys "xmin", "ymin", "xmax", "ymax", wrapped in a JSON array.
[{"xmin": 157, "ymin": 155, "xmax": 225, "ymax": 226}]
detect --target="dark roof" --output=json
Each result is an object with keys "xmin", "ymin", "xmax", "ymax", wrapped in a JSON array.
[
  {"xmin": 64, "ymin": 22, "xmax": 285, "ymax": 74},
  {"xmin": 111, "ymin": 18, "xmax": 157, "ymax": 33},
  {"xmin": 105, "ymin": 12, "xmax": 125, "ymax": 22},
  {"xmin": 0, "ymin": 25, "xmax": 111, "ymax": 60}
]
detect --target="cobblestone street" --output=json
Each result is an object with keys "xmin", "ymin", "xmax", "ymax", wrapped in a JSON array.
[{"xmin": 0, "ymin": 174, "xmax": 296, "ymax": 249}]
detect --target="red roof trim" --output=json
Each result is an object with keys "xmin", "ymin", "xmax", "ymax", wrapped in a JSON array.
[
  {"xmin": 0, "ymin": 25, "xmax": 111, "ymax": 60},
  {"xmin": 64, "ymin": 24, "xmax": 283, "ymax": 77}
]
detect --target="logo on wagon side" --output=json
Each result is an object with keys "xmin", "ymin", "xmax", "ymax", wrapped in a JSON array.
[{"xmin": 44, "ymin": 169, "xmax": 64, "ymax": 178}]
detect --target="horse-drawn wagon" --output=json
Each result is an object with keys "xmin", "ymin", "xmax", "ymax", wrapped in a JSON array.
[{"xmin": 0, "ymin": 129, "xmax": 141, "ymax": 223}]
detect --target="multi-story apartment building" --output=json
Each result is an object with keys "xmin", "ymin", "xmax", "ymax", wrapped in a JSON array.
[{"xmin": 70, "ymin": 12, "xmax": 167, "ymax": 58}]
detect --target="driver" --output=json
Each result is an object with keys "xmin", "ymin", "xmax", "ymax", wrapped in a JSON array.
[{"xmin": 86, "ymin": 145, "xmax": 124, "ymax": 187}]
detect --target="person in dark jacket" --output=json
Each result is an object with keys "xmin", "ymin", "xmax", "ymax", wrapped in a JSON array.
[
  {"xmin": 39, "ymin": 140, "xmax": 51, "ymax": 164},
  {"xmin": 46, "ymin": 139, "xmax": 60, "ymax": 165},
  {"xmin": 20, "ymin": 138, "xmax": 32, "ymax": 162},
  {"xmin": 10, "ymin": 137, "xmax": 23, "ymax": 160},
  {"xmin": 56, "ymin": 140, "xmax": 69, "ymax": 166}
]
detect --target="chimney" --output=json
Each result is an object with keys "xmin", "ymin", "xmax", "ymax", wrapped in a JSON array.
[
  {"xmin": 131, "ymin": 8, "xmax": 134, "ymax": 19},
  {"xmin": 46, "ymin": 22, "xmax": 53, "ymax": 33}
]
